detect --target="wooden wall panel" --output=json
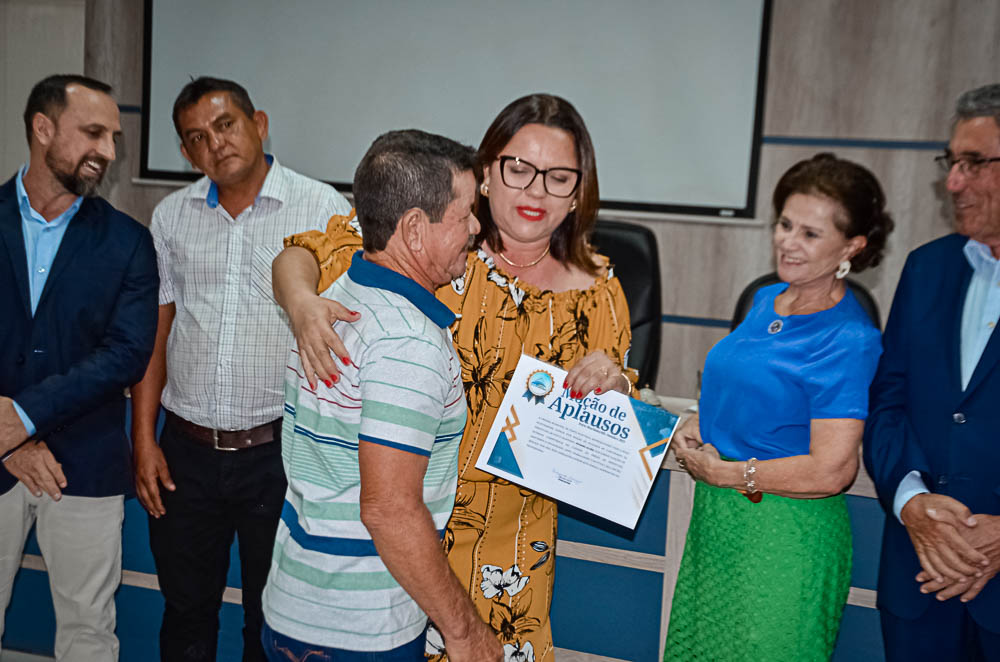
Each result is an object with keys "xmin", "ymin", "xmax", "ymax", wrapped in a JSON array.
[
  {"xmin": 0, "ymin": 0, "xmax": 86, "ymax": 177},
  {"xmin": 84, "ymin": 0, "xmax": 144, "ymax": 105},
  {"xmin": 84, "ymin": 0, "xmax": 175, "ymax": 225},
  {"xmin": 766, "ymin": 0, "xmax": 1000, "ymax": 139},
  {"xmin": 102, "ymin": 111, "xmax": 176, "ymax": 225},
  {"xmin": 654, "ymin": 323, "xmax": 728, "ymax": 399}
]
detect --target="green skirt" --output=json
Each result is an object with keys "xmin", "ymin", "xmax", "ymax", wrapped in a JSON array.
[{"xmin": 663, "ymin": 481, "xmax": 851, "ymax": 662}]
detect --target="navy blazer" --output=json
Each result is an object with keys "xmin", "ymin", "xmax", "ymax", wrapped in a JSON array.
[
  {"xmin": 0, "ymin": 175, "xmax": 158, "ymax": 498},
  {"xmin": 864, "ymin": 233, "xmax": 1000, "ymax": 629}
]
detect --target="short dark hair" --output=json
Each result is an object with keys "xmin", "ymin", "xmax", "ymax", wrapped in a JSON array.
[
  {"xmin": 772, "ymin": 153, "xmax": 894, "ymax": 272},
  {"xmin": 23, "ymin": 74, "xmax": 113, "ymax": 144},
  {"xmin": 477, "ymin": 94, "xmax": 600, "ymax": 274},
  {"xmin": 354, "ymin": 130, "xmax": 476, "ymax": 253},
  {"xmin": 172, "ymin": 77, "xmax": 255, "ymax": 137},
  {"xmin": 955, "ymin": 83, "xmax": 1000, "ymax": 131}
]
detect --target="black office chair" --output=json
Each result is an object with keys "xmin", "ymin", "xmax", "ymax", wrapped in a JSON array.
[
  {"xmin": 730, "ymin": 272, "xmax": 881, "ymax": 331},
  {"xmin": 590, "ymin": 220, "xmax": 661, "ymax": 388}
]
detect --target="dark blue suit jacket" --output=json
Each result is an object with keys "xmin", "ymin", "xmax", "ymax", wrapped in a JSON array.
[
  {"xmin": 864, "ymin": 233, "xmax": 1000, "ymax": 630},
  {"xmin": 0, "ymin": 175, "xmax": 158, "ymax": 498}
]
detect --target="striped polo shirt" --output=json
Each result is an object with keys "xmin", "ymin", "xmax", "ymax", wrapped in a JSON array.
[{"xmin": 261, "ymin": 250, "xmax": 466, "ymax": 651}]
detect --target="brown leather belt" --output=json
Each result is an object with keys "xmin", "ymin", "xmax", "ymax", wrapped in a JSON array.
[{"xmin": 166, "ymin": 411, "xmax": 280, "ymax": 452}]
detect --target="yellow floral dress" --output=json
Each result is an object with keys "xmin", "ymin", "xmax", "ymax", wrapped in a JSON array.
[{"xmin": 287, "ymin": 213, "xmax": 636, "ymax": 661}]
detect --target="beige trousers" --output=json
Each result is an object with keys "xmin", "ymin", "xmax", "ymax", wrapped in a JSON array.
[{"xmin": 0, "ymin": 482, "xmax": 124, "ymax": 661}]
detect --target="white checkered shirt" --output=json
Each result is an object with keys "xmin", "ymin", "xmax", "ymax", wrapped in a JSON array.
[{"xmin": 151, "ymin": 157, "xmax": 352, "ymax": 430}]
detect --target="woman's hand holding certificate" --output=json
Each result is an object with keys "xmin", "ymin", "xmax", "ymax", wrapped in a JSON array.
[{"xmin": 475, "ymin": 355, "xmax": 679, "ymax": 528}]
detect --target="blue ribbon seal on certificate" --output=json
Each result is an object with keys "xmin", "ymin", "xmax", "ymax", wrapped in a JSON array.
[{"xmin": 523, "ymin": 369, "xmax": 554, "ymax": 405}]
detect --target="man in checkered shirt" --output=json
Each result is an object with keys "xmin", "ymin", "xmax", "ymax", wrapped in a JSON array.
[{"xmin": 130, "ymin": 77, "xmax": 353, "ymax": 662}]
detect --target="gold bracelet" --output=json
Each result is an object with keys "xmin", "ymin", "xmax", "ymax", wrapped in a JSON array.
[{"xmin": 619, "ymin": 371, "xmax": 633, "ymax": 397}]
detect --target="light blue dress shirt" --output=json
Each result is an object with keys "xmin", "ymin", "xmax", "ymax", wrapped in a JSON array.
[
  {"xmin": 892, "ymin": 238, "xmax": 1000, "ymax": 520},
  {"xmin": 10, "ymin": 164, "xmax": 83, "ymax": 438}
]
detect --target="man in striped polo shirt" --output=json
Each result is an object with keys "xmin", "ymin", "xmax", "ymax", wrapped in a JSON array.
[{"xmin": 261, "ymin": 130, "xmax": 500, "ymax": 661}]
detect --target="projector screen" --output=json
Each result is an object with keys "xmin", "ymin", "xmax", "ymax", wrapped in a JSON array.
[{"xmin": 141, "ymin": 0, "xmax": 770, "ymax": 218}]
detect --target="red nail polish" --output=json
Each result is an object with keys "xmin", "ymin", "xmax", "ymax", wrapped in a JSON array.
[
  {"xmin": 323, "ymin": 379, "xmax": 332, "ymax": 388},
  {"xmin": 563, "ymin": 380, "xmax": 568, "ymax": 389},
  {"xmin": 331, "ymin": 374, "xmax": 339, "ymax": 384},
  {"xmin": 595, "ymin": 388, "xmax": 602, "ymax": 394},
  {"xmin": 341, "ymin": 356, "xmax": 351, "ymax": 366}
]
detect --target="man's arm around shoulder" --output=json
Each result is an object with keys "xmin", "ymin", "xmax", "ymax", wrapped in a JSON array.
[{"xmin": 359, "ymin": 442, "xmax": 500, "ymax": 661}]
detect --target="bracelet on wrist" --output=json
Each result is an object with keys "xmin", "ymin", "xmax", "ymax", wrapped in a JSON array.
[
  {"xmin": 742, "ymin": 457, "xmax": 762, "ymax": 503},
  {"xmin": 619, "ymin": 371, "xmax": 633, "ymax": 397}
]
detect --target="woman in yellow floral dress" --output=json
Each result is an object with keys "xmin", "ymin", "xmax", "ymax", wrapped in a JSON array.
[{"xmin": 273, "ymin": 94, "xmax": 636, "ymax": 662}]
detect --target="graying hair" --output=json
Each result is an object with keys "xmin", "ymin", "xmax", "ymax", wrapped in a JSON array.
[{"xmin": 955, "ymin": 83, "xmax": 1000, "ymax": 128}]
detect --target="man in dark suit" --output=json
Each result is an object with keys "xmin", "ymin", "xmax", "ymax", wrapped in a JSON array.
[
  {"xmin": 865, "ymin": 83, "xmax": 1000, "ymax": 661},
  {"xmin": 0, "ymin": 74, "xmax": 158, "ymax": 660}
]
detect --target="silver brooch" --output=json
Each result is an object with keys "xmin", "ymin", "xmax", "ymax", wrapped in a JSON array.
[{"xmin": 768, "ymin": 320, "xmax": 783, "ymax": 334}]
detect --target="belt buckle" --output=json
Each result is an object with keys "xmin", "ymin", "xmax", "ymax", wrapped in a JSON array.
[{"xmin": 212, "ymin": 429, "xmax": 239, "ymax": 452}]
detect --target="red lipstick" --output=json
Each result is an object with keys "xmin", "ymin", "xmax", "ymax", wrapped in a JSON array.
[{"xmin": 516, "ymin": 206, "xmax": 546, "ymax": 221}]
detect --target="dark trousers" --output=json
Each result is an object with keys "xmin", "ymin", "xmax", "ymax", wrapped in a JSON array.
[
  {"xmin": 882, "ymin": 601, "xmax": 1000, "ymax": 662},
  {"xmin": 149, "ymin": 413, "xmax": 287, "ymax": 662},
  {"xmin": 261, "ymin": 621, "xmax": 426, "ymax": 662}
]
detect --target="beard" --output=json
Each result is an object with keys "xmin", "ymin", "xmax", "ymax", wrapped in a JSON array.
[{"xmin": 45, "ymin": 149, "xmax": 108, "ymax": 197}]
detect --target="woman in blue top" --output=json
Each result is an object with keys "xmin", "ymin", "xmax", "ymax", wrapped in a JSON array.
[{"xmin": 664, "ymin": 154, "xmax": 894, "ymax": 661}]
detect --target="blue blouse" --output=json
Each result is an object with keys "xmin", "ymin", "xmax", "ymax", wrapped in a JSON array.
[{"xmin": 699, "ymin": 283, "xmax": 882, "ymax": 461}]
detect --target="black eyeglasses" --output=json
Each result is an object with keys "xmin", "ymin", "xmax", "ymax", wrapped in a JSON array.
[
  {"xmin": 934, "ymin": 150, "xmax": 1000, "ymax": 177},
  {"xmin": 497, "ymin": 156, "xmax": 581, "ymax": 198}
]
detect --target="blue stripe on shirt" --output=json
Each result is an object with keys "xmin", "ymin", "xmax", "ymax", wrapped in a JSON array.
[
  {"xmin": 293, "ymin": 425, "xmax": 359, "ymax": 451},
  {"xmin": 358, "ymin": 434, "xmax": 432, "ymax": 457},
  {"xmin": 281, "ymin": 500, "xmax": 444, "ymax": 556}
]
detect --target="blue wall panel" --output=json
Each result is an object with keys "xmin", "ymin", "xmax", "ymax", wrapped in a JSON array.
[
  {"xmin": 2, "ymin": 568, "xmax": 56, "ymax": 655},
  {"xmin": 833, "ymin": 605, "xmax": 885, "ymax": 662},
  {"xmin": 121, "ymin": 499, "xmax": 157, "ymax": 574},
  {"xmin": 551, "ymin": 557, "xmax": 663, "ymax": 661},
  {"xmin": 847, "ymin": 494, "xmax": 885, "ymax": 591},
  {"xmin": 116, "ymin": 583, "xmax": 162, "ymax": 657}
]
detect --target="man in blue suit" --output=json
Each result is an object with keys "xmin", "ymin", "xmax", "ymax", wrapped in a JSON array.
[
  {"xmin": 865, "ymin": 83, "xmax": 1000, "ymax": 660},
  {"xmin": 0, "ymin": 74, "xmax": 158, "ymax": 660}
]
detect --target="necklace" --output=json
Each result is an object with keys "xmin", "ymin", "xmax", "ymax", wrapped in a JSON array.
[{"xmin": 498, "ymin": 245, "xmax": 550, "ymax": 268}]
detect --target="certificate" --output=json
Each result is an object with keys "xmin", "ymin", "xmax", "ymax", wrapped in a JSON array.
[{"xmin": 475, "ymin": 354, "xmax": 680, "ymax": 529}]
